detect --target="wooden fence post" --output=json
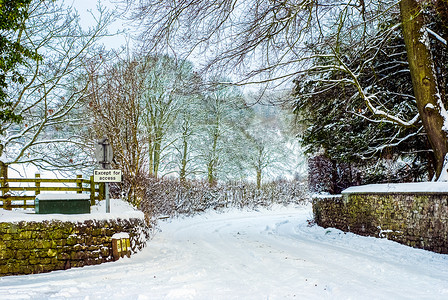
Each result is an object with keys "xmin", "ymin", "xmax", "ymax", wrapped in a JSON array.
[
  {"xmin": 35, "ymin": 173, "xmax": 41, "ymax": 196},
  {"xmin": 76, "ymin": 174, "xmax": 82, "ymax": 193},
  {"xmin": 0, "ymin": 162, "xmax": 10, "ymax": 210},
  {"xmin": 99, "ymin": 183, "xmax": 105, "ymax": 201},
  {"xmin": 0, "ymin": 162, "xmax": 7, "ymax": 195},
  {"xmin": 90, "ymin": 176, "xmax": 95, "ymax": 205}
]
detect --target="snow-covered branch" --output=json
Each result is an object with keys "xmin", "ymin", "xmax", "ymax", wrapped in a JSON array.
[
  {"xmin": 426, "ymin": 28, "xmax": 447, "ymax": 46},
  {"xmin": 363, "ymin": 126, "xmax": 424, "ymax": 158},
  {"xmin": 0, "ymin": 1, "xmax": 112, "ymax": 170}
]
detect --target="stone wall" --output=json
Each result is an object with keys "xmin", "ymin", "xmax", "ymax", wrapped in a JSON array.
[
  {"xmin": 312, "ymin": 185, "xmax": 448, "ymax": 254},
  {"xmin": 0, "ymin": 217, "xmax": 150, "ymax": 276}
]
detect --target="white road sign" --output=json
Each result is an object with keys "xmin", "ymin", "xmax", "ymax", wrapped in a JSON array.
[{"xmin": 94, "ymin": 169, "xmax": 122, "ymax": 182}]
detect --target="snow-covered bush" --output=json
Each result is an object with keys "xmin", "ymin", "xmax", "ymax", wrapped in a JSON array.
[
  {"xmin": 138, "ymin": 177, "xmax": 309, "ymax": 223},
  {"xmin": 308, "ymin": 155, "xmax": 358, "ymax": 194},
  {"xmin": 308, "ymin": 154, "xmax": 427, "ymax": 195}
]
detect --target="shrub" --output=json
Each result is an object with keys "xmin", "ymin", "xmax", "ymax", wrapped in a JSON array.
[{"xmin": 138, "ymin": 177, "xmax": 309, "ymax": 224}]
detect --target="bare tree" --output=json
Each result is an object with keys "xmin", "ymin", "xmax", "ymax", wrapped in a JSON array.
[
  {"xmin": 197, "ymin": 81, "xmax": 249, "ymax": 184},
  {"xmin": 88, "ymin": 54, "xmax": 204, "ymax": 202},
  {"xmin": 0, "ymin": 1, "xmax": 112, "ymax": 176},
  {"xmin": 239, "ymin": 104, "xmax": 299, "ymax": 188},
  {"xmin": 128, "ymin": 0, "xmax": 319, "ymax": 88},
  {"xmin": 141, "ymin": 56, "xmax": 199, "ymax": 178},
  {"xmin": 88, "ymin": 54, "xmax": 148, "ymax": 205},
  {"xmin": 128, "ymin": 0, "xmax": 448, "ymax": 180},
  {"xmin": 169, "ymin": 92, "xmax": 204, "ymax": 182}
]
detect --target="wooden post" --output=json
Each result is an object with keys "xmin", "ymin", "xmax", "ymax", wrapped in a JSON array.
[
  {"xmin": 35, "ymin": 173, "xmax": 41, "ymax": 196},
  {"xmin": 4, "ymin": 198, "xmax": 11, "ymax": 210},
  {"xmin": 112, "ymin": 238, "xmax": 122, "ymax": 261},
  {"xmin": 112, "ymin": 237, "xmax": 131, "ymax": 260},
  {"xmin": 90, "ymin": 176, "xmax": 95, "ymax": 205},
  {"xmin": 0, "ymin": 162, "xmax": 7, "ymax": 196},
  {"xmin": 76, "ymin": 174, "xmax": 82, "ymax": 193},
  {"xmin": 99, "ymin": 182, "xmax": 105, "ymax": 201},
  {"xmin": 125, "ymin": 238, "xmax": 131, "ymax": 258},
  {"xmin": 0, "ymin": 162, "xmax": 9, "ymax": 210}
]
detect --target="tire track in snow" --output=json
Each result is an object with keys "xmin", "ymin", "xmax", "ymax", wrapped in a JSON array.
[{"xmin": 1, "ymin": 205, "xmax": 447, "ymax": 299}]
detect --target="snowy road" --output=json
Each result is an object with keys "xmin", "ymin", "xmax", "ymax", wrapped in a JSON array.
[{"xmin": 1, "ymin": 204, "xmax": 448, "ymax": 299}]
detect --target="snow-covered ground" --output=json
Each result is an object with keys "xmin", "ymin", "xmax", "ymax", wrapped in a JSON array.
[{"xmin": 1, "ymin": 204, "xmax": 448, "ymax": 299}]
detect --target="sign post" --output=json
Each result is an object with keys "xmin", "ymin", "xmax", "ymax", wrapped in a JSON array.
[{"xmin": 94, "ymin": 137, "xmax": 117, "ymax": 213}]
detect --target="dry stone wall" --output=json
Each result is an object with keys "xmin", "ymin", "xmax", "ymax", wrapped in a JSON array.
[
  {"xmin": 0, "ymin": 217, "xmax": 150, "ymax": 276},
  {"xmin": 312, "ymin": 190, "xmax": 448, "ymax": 254}
]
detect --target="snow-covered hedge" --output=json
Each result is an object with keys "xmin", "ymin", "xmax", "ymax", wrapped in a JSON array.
[{"xmin": 139, "ymin": 178, "xmax": 309, "ymax": 222}]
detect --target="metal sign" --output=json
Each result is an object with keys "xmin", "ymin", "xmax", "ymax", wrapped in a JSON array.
[
  {"xmin": 95, "ymin": 137, "xmax": 113, "ymax": 168},
  {"xmin": 94, "ymin": 169, "xmax": 122, "ymax": 183}
]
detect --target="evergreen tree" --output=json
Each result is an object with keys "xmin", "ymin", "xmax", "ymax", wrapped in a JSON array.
[
  {"xmin": 294, "ymin": 18, "xmax": 436, "ymax": 185},
  {"xmin": 0, "ymin": 0, "xmax": 39, "ymax": 127}
]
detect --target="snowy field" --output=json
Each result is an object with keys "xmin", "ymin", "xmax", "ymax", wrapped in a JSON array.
[{"xmin": 1, "ymin": 204, "xmax": 448, "ymax": 299}]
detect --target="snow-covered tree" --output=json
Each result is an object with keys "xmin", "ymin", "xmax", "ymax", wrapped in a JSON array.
[
  {"xmin": 294, "ymin": 27, "xmax": 429, "ymax": 179},
  {"xmin": 0, "ymin": 0, "xmax": 38, "ymax": 126},
  {"xmin": 294, "ymin": 3, "xmax": 447, "ymax": 182},
  {"xmin": 238, "ymin": 102, "xmax": 301, "ymax": 188},
  {"xmin": 141, "ymin": 56, "xmax": 201, "ymax": 178},
  {"xmin": 0, "ymin": 1, "xmax": 111, "ymax": 176},
  {"xmin": 168, "ymin": 90, "xmax": 204, "ymax": 181},
  {"xmin": 88, "ymin": 54, "xmax": 147, "ymax": 205},
  {"xmin": 126, "ymin": 0, "xmax": 448, "ymax": 180},
  {"xmin": 198, "ymin": 81, "xmax": 248, "ymax": 184},
  {"xmin": 400, "ymin": 0, "xmax": 448, "ymax": 180}
]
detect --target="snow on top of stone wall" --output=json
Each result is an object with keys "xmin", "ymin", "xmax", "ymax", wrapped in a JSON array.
[{"xmin": 342, "ymin": 182, "xmax": 448, "ymax": 194}]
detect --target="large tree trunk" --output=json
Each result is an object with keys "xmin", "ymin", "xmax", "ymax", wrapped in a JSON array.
[
  {"xmin": 400, "ymin": 0, "xmax": 448, "ymax": 180},
  {"xmin": 256, "ymin": 169, "xmax": 262, "ymax": 189}
]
